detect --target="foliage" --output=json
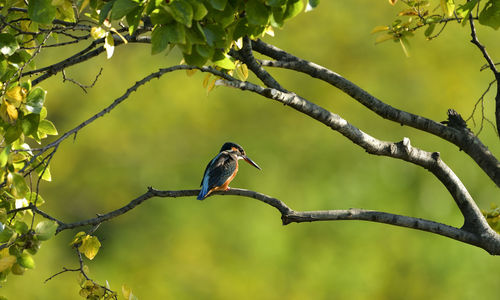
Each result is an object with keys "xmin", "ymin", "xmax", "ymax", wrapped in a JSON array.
[
  {"xmin": 372, "ymin": 0, "xmax": 500, "ymax": 56},
  {"xmin": 0, "ymin": 0, "xmax": 317, "ymax": 298}
]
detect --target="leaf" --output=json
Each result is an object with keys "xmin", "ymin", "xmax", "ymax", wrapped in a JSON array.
[
  {"xmin": 0, "ymin": 255, "xmax": 16, "ymax": 272},
  {"xmin": 90, "ymin": 27, "xmax": 107, "ymax": 39},
  {"xmin": 440, "ymin": 0, "xmax": 455, "ymax": 18},
  {"xmin": 169, "ymin": 0, "xmax": 193, "ymax": 27},
  {"xmin": 183, "ymin": 50, "xmax": 208, "ymax": 66},
  {"xmin": 375, "ymin": 33, "xmax": 394, "ymax": 44},
  {"xmin": 209, "ymin": 0, "xmax": 227, "ymax": 11},
  {"xmin": 399, "ymin": 37, "xmax": 410, "ymax": 57},
  {"xmin": 0, "ymin": 33, "xmax": 19, "ymax": 57},
  {"xmin": 104, "ymin": 33, "xmax": 115, "ymax": 59},
  {"xmin": 35, "ymin": 220, "xmax": 57, "ymax": 241},
  {"xmin": 110, "ymin": 0, "xmax": 139, "ymax": 20},
  {"xmin": 4, "ymin": 124, "xmax": 22, "ymax": 143},
  {"xmin": 11, "ymin": 173, "xmax": 29, "ymax": 198},
  {"xmin": 28, "ymin": 0, "xmax": 56, "ymax": 24},
  {"xmin": 305, "ymin": 0, "xmax": 319, "ymax": 12},
  {"xmin": 212, "ymin": 52, "xmax": 235, "ymax": 69},
  {"xmin": 21, "ymin": 113, "xmax": 40, "ymax": 136},
  {"xmin": 284, "ymin": 0, "xmax": 303, "ymax": 20},
  {"xmin": 25, "ymin": 87, "xmax": 46, "ymax": 114},
  {"xmin": 79, "ymin": 235, "xmax": 101, "ymax": 260},
  {"xmin": 202, "ymin": 24, "xmax": 225, "ymax": 47},
  {"xmin": 371, "ymin": 25, "xmax": 390, "ymax": 34},
  {"xmin": 37, "ymin": 119, "xmax": 57, "ymax": 136},
  {"xmin": 1, "ymin": 102, "xmax": 18, "ymax": 123},
  {"xmin": 235, "ymin": 63, "xmax": 249, "ymax": 80},
  {"xmin": 151, "ymin": 26, "xmax": 170, "ymax": 55},
  {"xmin": 13, "ymin": 221, "xmax": 28, "ymax": 234},
  {"xmin": 126, "ymin": 6, "xmax": 143, "ymax": 35},
  {"xmin": 389, "ymin": 0, "xmax": 398, "ymax": 5},
  {"xmin": 99, "ymin": 0, "xmax": 116, "ymax": 23},
  {"xmin": 17, "ymin": 252, "xmax": 35, "ymax": 269},
  {"xmin": 0, "ymin": 145, "xmax": 10, "ymax": 167},
  {"xmin": 70, "ymin": 231, "xmax": 87, "ymax": 246},
  {"xmin": 456, "ymin": 0, "xmax": 479, "ymax": 25},
  {"xmin": 479, "ymin": 0, "xmax": 500, "ymax": 30},
  {"xmin": 246, "ymin": 0, "xmax": 271, "ymax": 26},
  {"xmin": 186, "ymin": 0, "xmax": 208, "ymax": 20}
]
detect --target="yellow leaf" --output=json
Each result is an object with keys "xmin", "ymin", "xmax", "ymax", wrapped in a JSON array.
[
  {"xmin": 51, "ymin": 0, "xmax": 64, "ymax": 5},
  {"xmin": 399, "ymin": 38, "xmax": 410, "ymax": 57},
  {"xmin": 110, "ymin": 28, "xmax": 128, "ymax": 44},
  {"xmin": 6, "ymin": 103, "xmax": 18, "ymax": 122},
  {"xmin": 202, "ymin": 73, "xmax": 211, "ymax": 88},
  {"xmin": 440, "ymin": 0, "xmax": 455, "ymax": 17},
  {"xmin": 235, "ymin": 63, "xmax": 249, "ymax": 81},
  {"xmin": 375, "ymin": 33, "xmax": 394, "ymax": 44},
  {"xmin": 70, "ymin": 231, "xmax": 87, "ymax": 246},
  {"xmin": 186, "ymin": 69, "xmax": 198, "ymax": 77},
  {"xmin": 79, "ymin": 0, "xmax": 90, "ymax": 12},
  {"xmin": 78, "ymin": 235, "xmax": 101, "ymax": 260},
  {"xmin": 389, "ymin": 0, "xmax": 398, "ymax": 5},
  {"xmin": 0, "ymin": 255, "xmax": 16, "ymax": 272},
  {"xmin": 5, "ymin": 86, "xmax": 27, "ymax": 106},
  {"xmin": 1, "ymin": 101, "xmax": 18, "ymax": 123},
  {"xmin": 206, "ymin": 78, "xmax": 216, "ymax": 95},
  {"xmin": 122, "ymin": 284, "xmax": 132, "ymax": 299},
  {"xmin": 371, "ymin": 25, "xmax": 390, "ymax": 34}
]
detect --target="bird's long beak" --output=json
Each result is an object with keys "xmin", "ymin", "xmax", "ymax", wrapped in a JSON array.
[{"xmin": 243, "ymin": 156, "xmax": 261, "ymax": 170}]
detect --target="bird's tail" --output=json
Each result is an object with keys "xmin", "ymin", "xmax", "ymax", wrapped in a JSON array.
[{"xmin": 197, "ymin": 186, "xmax": 209, "ymax": 200}]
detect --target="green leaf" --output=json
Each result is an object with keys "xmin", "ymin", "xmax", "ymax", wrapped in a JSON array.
[
  {"xmin": 165, "ymin": 22, "xmax": 186, "ymax": 44},
  {"xmin": 0, "ymin": 226, "xmax": 14, "ymax": 243},
  {"xmin": 203, "ymin": 24, "xmax": 225, "ymax": 47},
  {"xmin": 209, "ymin": 0, "xmax": 227, "ymax": 11},
  {"xmin": 212, "ymin": 51, "xmax": 235, "ymax": 69},
  {"xmin": 169, "ymin": 0, "xmax": 193, "ymax": 27},
  {"xmin": 479, "ymin": 0, "xmax": 500, "ymax": 30},
  {"xmin": 0, "ymin": 33, "xmax": 19, "ymax": 57},
  {"xmin": 35, "ymin": 220, "xmax": 57, "ymax": 241},
  {"xmin": 150, "ymin": 7, "xmax": 173, "ymax": 25},
  {"xmin": 25, "ymin": 87, "xmax": 46, "ymax": 114},
  {"xmin": 151, "ymin": 26, "xmax": 170, "ymax": 54},
  {"xmin": 195, "ymin": 44, "xmax": 214, "ymax": 58},
  {"xmin": 211, "ymin": 2, "xmax": 236, "ymax": 28},
  {"xmin": 306, "ymin": 0, "xmax": 319, "ymax": 11},
  {"xmin": 79, "ymin": 235, "xmax": 101, "ymax": 260},
  {"xmin": 17, "ymin": 252, "xmax": 35, "ymax": 269},
  {"xmin": 186, "ymin": 0, "xmax": 208, "ymax": 20},
  {"xmin": 110, "ymin": 0, "xmax": 139, "ymax": 20},
  {"xmin": 246, "ymin": 0, "xmax": 271, "ymax": 26},
  {"xmin": 38, "ymin": 119, "xmax": 58, "ymax": 135},
  {"xmin": 284, "ymin": 0, "xmax": 303, "ymax": 20},
  {"xmin": 456, "ymin": 0, "xmax": 479, "ymax": 25},
  {"xmin": 183, "ymin": 50, "xmax": 208, "ymax": 66},
  {"xmin": 126, "ymin": 6, "xmax": 143, "ymax": 35},
  {"xmin": 11, "ymin": 173, "xmax": 29, "ymax": 198},
  {"xmin": 99, "ymin": 0, "xmax": 116, "ymax": 24},
  {"xmin": 28, "ymin": 0, "xmax": 56, "ymax": 24},
  {"xmin": 0, "ymin": 145, "xmax": 10, "ymax": 167},
  {"xmin": 4, "ymin": 125, "xmax": 21, "ymax": 144},
  {"xmin": 21, "ymin": 114, "xmax": 40, "ymax": 136},
  {"xmin": 266, "ymin": 0, "xmax": 287, "ymax": 7},
  {"xmin": 13, "ymin": 221, "xmax": 28, "ymax": 235}
]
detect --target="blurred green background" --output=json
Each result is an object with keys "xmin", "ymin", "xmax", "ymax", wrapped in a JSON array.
[{"xmin": 4, "ymin": 1, "xmax": 500, "ymax": 299}]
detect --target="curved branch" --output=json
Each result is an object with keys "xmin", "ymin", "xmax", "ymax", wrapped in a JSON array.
[
  {"xmin": 51, "ymin": 187, "xmax": 497, "ymax": 254},
  {"xmin": 251, "ymin": 39, "xmax": 500, "ymax": 187}
]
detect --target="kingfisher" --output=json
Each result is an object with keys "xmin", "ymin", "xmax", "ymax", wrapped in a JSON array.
[{"xmin": 197, "ymin": 142, "xmax": 261, "ymax": 200}]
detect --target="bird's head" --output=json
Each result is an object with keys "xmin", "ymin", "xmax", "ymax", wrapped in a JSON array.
[{"xmin": 220, "ymin": 142, "xmax": 261, "ymax": 170}]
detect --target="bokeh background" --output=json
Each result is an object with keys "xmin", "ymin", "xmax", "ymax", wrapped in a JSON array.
[{"xmin": 3, "ymin": 1, "xmax": 500, "ymax": 299}]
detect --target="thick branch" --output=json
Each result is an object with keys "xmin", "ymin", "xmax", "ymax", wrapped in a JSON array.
[
  {"xmin": 216, "ymin": 78, "xmax": 494, "ymax": 236},
  {"xmin": 251, "ymin": 39, "xmax": 500, "ymax": 187},
  {"xmin": 51, "ymin": 187, "xmax": 498, "ymax": 254}
]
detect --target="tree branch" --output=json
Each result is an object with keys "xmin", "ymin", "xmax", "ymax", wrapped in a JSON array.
[
  {"xmin": 251, "ymin": 39, "xmax": 500, "ymax": 187},
  {"xmin": 468, "ymin": 14, "xmax": 500, "ymax": 136},
  {"xmin": 49, "ymin": 187, "xmax": 498, "ymax": 254}
]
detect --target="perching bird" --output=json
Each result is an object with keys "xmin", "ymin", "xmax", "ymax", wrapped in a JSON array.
[{"xmin": 197, "ymin": 142, "xmax": 261, "ymax": 200}]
